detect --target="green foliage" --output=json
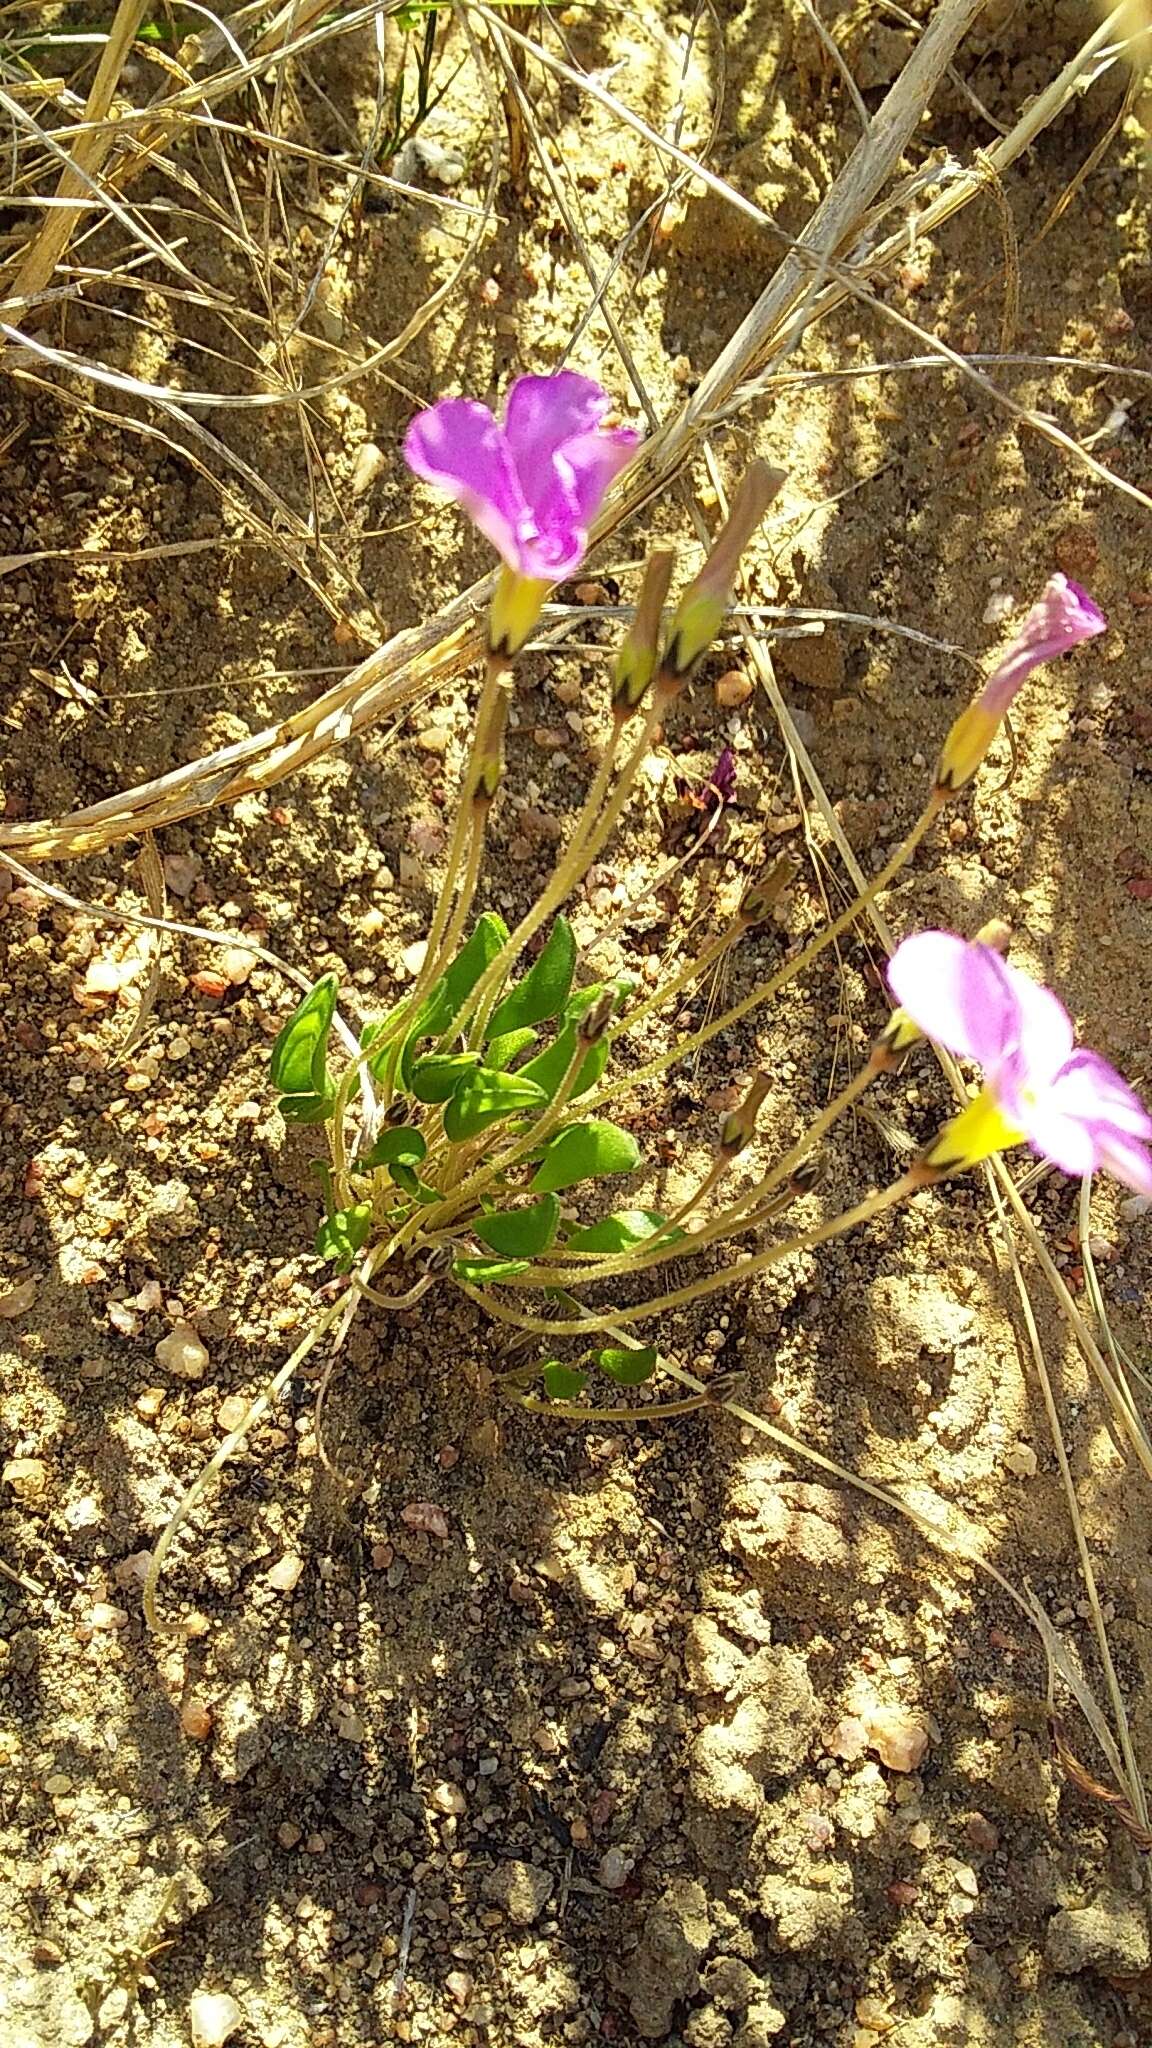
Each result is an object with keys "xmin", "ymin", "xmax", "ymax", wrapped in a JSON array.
[
  {"xmin": 473, "ymin": 1194, "xmax": 560, "ymax": 1257},
  {"xmin": 271, "ymin": 974, "xmax": 338, "ymax": 1100},
  {"xmin": 410, "ymin": 1052, "xmax": 481, "ymax": 1102},
  {"xmin": 443, "ymin": 1067, "xmax": 549, "ymax": 1142},
  {"xmin": 564, "ymin": 1210, "xmax": 669, "ymax": 1253},
  {"xmin": 358, "ymin": 1125, "xmax": 427, "ymax": 1170},
  {"xmin": 597, "ymin": 1345, "xmax": 659, "ymax": 1386},
  {"xmin": 530, "ymin": 1120, "xmax": 641, "ymax": 1196},
  {"xmin": 315, "ymin": 1202, "xmax": 373, "ymax": 1272},
  {"xmin": 452, "ymin": 1254, "xmax": 531, "ymax": 1285},
  {"xmin": 541, "ymin": 1362, "xmax": 588, "ymax": 1401},
  {"xmin": 487, "ymin": 916, "xmax": 576, "ymax": 1037}
]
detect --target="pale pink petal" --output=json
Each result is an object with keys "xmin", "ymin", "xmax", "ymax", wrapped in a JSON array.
[
  {"xmin": 1021, "ymin": 1050, "xmax": 1152, "ymax": 1190},
  {"xmin": 979, "ymin": 573, "xmax": 1107, "ymax": 719},
  {"xmin": 999, "ymin": 962, "xmax": 1075, "ymax": 1084},
  {"xmin": 1018, "ymin": 1088, "xmax": 1100, "ymax": 1177},
  {"xmin": 404, "ymin": 398, "xmax": 531, "ymax": 572},
  {"xmin": 502, "ymin": 374, "xmax": 638, "ymax": 580},
  {"xmin": 887, "ymin": 932, "xmax": 1018, "ymax": 1066},
  {"xmin": 1095, "ymin": 1130, "xmax": 1152, "ymax": 1196}
]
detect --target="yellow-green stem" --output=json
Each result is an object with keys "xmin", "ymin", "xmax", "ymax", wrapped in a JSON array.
[
  {"xmin": 461, "ymin": 1169, "xmax": 924, "ymax": 1331},
  {"xmin": 408, "ymin": 651, "xmax": 509, "ymax": 1011},
  {"xmin": 582, "ymin": 796, "xmax": 943, "ymax": 1113},
  {"xmin": 456, "ymin": 698, "xmax": 661, "ymax": 1045}
]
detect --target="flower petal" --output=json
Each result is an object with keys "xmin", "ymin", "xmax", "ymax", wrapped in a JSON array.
[
  {"xmin": 502, "ymin": 374, "xmax": 638, "ymax": 580},
  {"xmin": 503, "ymin": 372, "xmax": 613, "ymax": 471},
  {"xmin": 1095, "ymin": 1130, "xmax": 1152, "ymax": 1196},
  {"xmin": 887, "ymin": 932, "xmax": 1019, "ymax": 1067},
  {"xmin": 979, "ymin": 572, "xmax": 1107, "ymax": 719},
  {"xmin": 404, "ymin": 399, "xmax": 531, "ymax": 572},
  {"xmin": 1020, "ymin": 1049, "xmax": 1152, "ymax": 1187},
  {"xmin": 997, "ymin": 961, "xmax": 1075, "ymax": 1083}
]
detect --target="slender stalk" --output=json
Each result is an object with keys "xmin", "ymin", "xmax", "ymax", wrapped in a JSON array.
[
  {"xmin": 408, "ymin": 650, "xmax": 509, "ymax": 1010},
  {"xmin": 583, "ymin": 795, "xmax": 943, "ymax": 1111},
  {"xmin": 696, "ymin": 1053, "xmax": 885, "ymax": 1241},
  {"xmin": 461, "ymin": 1169, "xmax": 925, "ymax": 1330},
  {"xmin": 455, "ymin": 697, "xmax": 661, "ymax": 1044}
]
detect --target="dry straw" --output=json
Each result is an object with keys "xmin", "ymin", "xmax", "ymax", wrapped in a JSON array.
[{"xmin": 0, "ymin": 0, "xmax": 1139, "ymax": 864}]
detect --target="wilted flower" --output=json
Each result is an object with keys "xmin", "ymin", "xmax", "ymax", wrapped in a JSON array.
[
  {"xmin": 935, "ymin": 574, "xmax": 1106, "ymax": 791},
  {"xmin": 888, "ymin": 930, "xmax": 1152, "ymax": 1193},
  {"xmin": 404, "ymin": 372, "xmax": 638, "ymax": 656}
]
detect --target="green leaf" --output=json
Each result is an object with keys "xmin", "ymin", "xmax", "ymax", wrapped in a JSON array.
[
  {"xmin": 315, "ymin": 1201, "xmax": 373, "ymax": 1272},
  {"xmin": 597, "ymin": 1345, "xmax": 659, "ymax": 1386},
  {"xmin": 270, "ymin": 974, "xmax": 338, "ymax": 1096},
  {"xmin": 402, "ymin": 914, "xmax": 511, "ymax": 1084},
  {"xmin": 565, "ymin": 1209, "xmax": 670, "ymax": 1253},
  {"xmin": 452, "ymin": 1255, "xmax": 531, "ymax": 1285},
  {"xmin": 541, "ymin": 1362, "xmax": 588, "ymax": 1401},
  {"xmin": 486, "ymin": 916, "xmax": 576, "ymax": 1039},
  {"xmin": 485, "ymin": 1026, "xmax": 538, "ymax": 1071},
  {"xmin": 473, "ymin": 1193, "xmax": 560, "ymax": 1258},
  {"xmin": 361, "ymin": 1008, "xmax": 407, "ymax": 1089},
  {"xmin": 278, "ymin": 1091, "xmax": 337, "ymax": 1126},
  {"xmin": 518, "ymin": 1020, "xmax": 607, "ymax": 1104},
  {"xmin": 358, "ymin": 1125, "xmax": 427, "ymax": 1170},
  {"xmin": 443, "ymin": 1067, "xmax": 548, "ymax": 1143},
  {"xmin": 530, "ymin": 1120, "xmax": 641, "ymax": 1195},
  {"xmin": 411, "ymin": 1052, "xmax": 481, "ymax": 1103}
]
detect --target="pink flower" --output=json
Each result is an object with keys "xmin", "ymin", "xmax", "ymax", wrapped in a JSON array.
[
  {"xmin": 888, "ymin": 930, "xmax": 1152, "ymax": 1193},
  {"xmin": 403, "ymin": 372, "xmax": 638, "ymax": 582},
  {"xmin": 936, "ymin": 574, "xmax": 1106, "ymax": 791}
]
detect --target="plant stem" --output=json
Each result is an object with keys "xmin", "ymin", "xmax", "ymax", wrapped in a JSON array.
[
  {"xmin": 454, "ymin": 697, "xmax": 657, "ymax": 1044},
  {"xmin": 583, "ymin": 794, "xmax": 943, "ymax": 1111},
  {"xmin": 462, "ymin": 1168, "xmax": 926, "ymax": 1330},
  {"xmin": 408, "ymin": 650, "xmax": 509, "ymax": 1010}
]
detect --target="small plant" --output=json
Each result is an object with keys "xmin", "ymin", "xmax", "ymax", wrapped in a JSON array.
[{"xmin": 146, "ymin": 372, "xmax": 1148, "ymax": 1622}]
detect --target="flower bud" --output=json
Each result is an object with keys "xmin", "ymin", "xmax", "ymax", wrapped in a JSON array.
[
  {"xmin": 719, "ymin": 1072, "xmax": 772, "ymax": 1157},
  {"xmin": 577, "ymin": 988, "xmax": 617, "ymax": 1043},
  {"xmin": 788, "ymin": 1156, "xmax": 824, "ymax": 1196},
  {"xmin": 934, "ymin": 574, "xmax": 1105, "ymax": 794},
  {"xmin": 612, "ymin": 549, "xmax": 675, "ymax": 713},
  {"xmin": 660, "ymin": 462, "xmax": 786, "ymax": 687}
]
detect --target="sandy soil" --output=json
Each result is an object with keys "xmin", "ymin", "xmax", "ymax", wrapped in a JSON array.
[{"xmin": 2, "ymin": 4, "xmax": 1152, "ymax": 2045}]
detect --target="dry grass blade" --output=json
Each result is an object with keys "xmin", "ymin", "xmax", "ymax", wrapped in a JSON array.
[
  {"xmin": 4, "ymin": 0, "xmax": 1109, "ymax": 869},
  {"xmin": 1, "ymin": 0, "xmax": 150, "ymax": 313}
]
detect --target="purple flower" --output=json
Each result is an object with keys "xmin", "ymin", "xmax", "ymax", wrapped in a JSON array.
[
  {"xmin": 888, "ymin": 930, "xmax": 1152, "ymax": 1193},
  {"xmin": 403, "ymin": 372, "xmax": 638, "ymax": 582},
  {"xmin": 936, "ymin": 574, "xmax": 1106, "ymax": 791}
]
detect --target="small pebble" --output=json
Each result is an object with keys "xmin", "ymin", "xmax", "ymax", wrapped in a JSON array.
[
  {"xmin": 166, "ymin": 1035, "xmax": 192, "ymax": 1062},
  {"xmin": 136, "ymin": 1387, "xmax": 166, "ymax": 1420},
  {"xmin": 155, "ymin": 1323, "xmax": 209, "ymax": 1380},
  {"xmin": 190, "ymin": 1991, "xmax": 243, "ymax": 2048},
  {"xmin": 351, "ymin": 440, "xmax": 385, "ymax": 497},
  {"xmin": 278, "ymin": 1821, "xmax": 303, "ymax": 1849},
  {"xmin": 863, "ymin": 1704, "xmax": 930, "ymax": 1773},
  {"xmin": 216, "ymin": 1396, "xmax": 249, "ymax": 1434},
  {"xmin": 1003, "ymin": 1441, "xmax": 1038, "ymax": 1478},
  {"xmin": 714, "ymin": 668, "xmax": 753, "ymax": 708},
  {"xmin": 430, "ymin": 1782, "xmax": 467, "ymax": 1816},
  {"xmin": 0, "ymin": 1277, "xmax": 37, "ymax": 1318},
  {"xmin": 181, "ymin": 1699, "xmax": 213, "ymax": 1741},
  {"xmin": 266, "ymin": 1553, "xmax": 304, "ymax": 1594},
  {"xmin": 2, "ymin": 1457, "xmax": 47, "ymax": 1500},
  {"xmin": 597, "ymin": 1848, "xmax": 630, "ymax": 1889}
]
